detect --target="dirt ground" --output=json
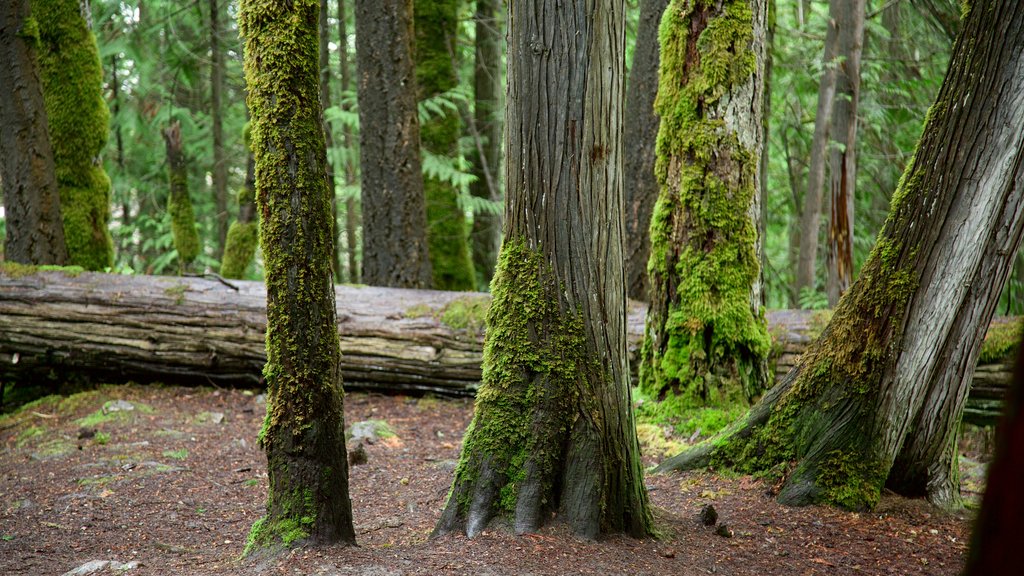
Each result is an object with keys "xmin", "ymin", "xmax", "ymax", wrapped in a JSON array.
[{"xmin": 0, "ymin": 385, "xmax": 975, "ymax": 575}]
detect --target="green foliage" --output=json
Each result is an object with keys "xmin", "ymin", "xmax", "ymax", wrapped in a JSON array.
[
  {"xmin": 35, "ymin": 0, "xmax": 114, "ymax": 271},
  {"xmin": 978, "ymin": 319, "xmax": 1023, "ymax": 363}
]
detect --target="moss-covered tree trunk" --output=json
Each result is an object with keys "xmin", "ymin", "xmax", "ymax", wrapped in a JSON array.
[
  {"xmin": 355, "ymin": 0, "xmax": 433, "ymax": 288},
  {"xmin": 220, "ymin": 131, "xmax": 257, "ymax": 279},
  {"xmin": 658, "ymin": 0, "xmax": 1024, "ymax": 512},
  {"xmin": 209, "ymin": 0, "xmax": 229, "ymax": 256},
  {"xmin": 0, "ymin": 0, "xmax": 68, "ymax": 265},
  {"xmin": 34, "ymin": 0, "xmax": 113, "ymax": 271},
  {"xmin": 416, "ymin": 0, "xmax": 476, "ymax": 291},
  {"xmin": 638, "ymin": 0, "xmax": 771, "ymax": 415},
  {"xmin": 240, "ymin": 0, "xmax": 356, "ymax": 552},
  {"xmin": 622, "ymin": 0, "xmax": 670, "ymax": 301},
  {"xmin": 466, "ymin": 0, "xmax": 502, "ymax": 290},
  {"xmin": 434, "ymin": 0, "xmax": 652, "ymax": 540},
  {"xmin": 824, "ymin": 0, "xmax": 865, "ymax": 306},
  {"xmin": 163, "ymin": 122, "xmax": 201, "ymax": 271}
]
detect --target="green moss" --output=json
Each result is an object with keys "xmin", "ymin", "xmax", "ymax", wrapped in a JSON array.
[
  {"xmin": 0, "ymin": 262, "xmax": 84, "ymax": 278},
  {"xmin": 220, "ymin": 221, "xmax": 258, "ymax": 279},
  {"xmin": 447, "ymin": 239, "xmax": 588, "ymax": 515},
  {"xmin": 167, "ymin": 153, "xmax": 200, "ymax": 267},
  {"xmin": 35, "ymin": 0, "xmax": 113, "ymax": 271},
  {"xmin": 640, "ymin": 0, "xmax": 769, "ymax": 415},
  {"xmin": 816, "ymin": 449, "xmax": 887, "ymax": 510},
  {"xmin": 243, "ymin": 488, "xmax": 316, "ymax": 555},
  {"xmin": 404, "ymin": 296, "xmax": 491, "ymax": 334},
  {"xmin": 416, "ymin": 0, "xmax": 475, "ymax": 291},
  {"xmin": 162, "ymin": 448, "xmax": 189, "ymax": 460},
  {"xmin": 164, "ymin": 283, "xmax": 188, "ymax": 305},
  {"xmin": 17, "ymin": 16, "xmax": 40, "ymax": 44},
  {"xmin": 16, "ymin": 425, "xmax": 46, "ymax": 448},
  {"xmin": 979, "ymin": 319, "xmax": 1023, "ymax": 363}
]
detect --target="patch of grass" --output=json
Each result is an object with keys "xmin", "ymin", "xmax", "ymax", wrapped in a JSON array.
[
  {"xmin": 162, "ymin": 448, "xmax": 189, "ymax": 460},
  {"xmin": 93, "ymin": 431, "xmax": 110, "ymax": 445},
  {"xmin": 635, "ymin": 422, "xmax": 688, "ymax": 459},
  {"xmin": 244, "ymin": 478, "xmax": 260, "ymax": 487},
  {"xmin": 74, "ymin": 399, "xmax": 153, "ymax": 427},
  {"xmin": 1, "ymin": 535, "xmax": 14, "ymax": 542},
  {"xmin": 78, "ymin": 475, "xmax": 115, "ymax": 486},
  {"xmin": 15, "ymin": 425, "xmax": 46, "ymax": 447}
]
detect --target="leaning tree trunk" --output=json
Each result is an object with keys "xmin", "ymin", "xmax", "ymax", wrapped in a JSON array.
[
  {"xmin": 240, "ymin": 0, "xmax": 355, "ymax": 552},
  {"xmin": 355, "ymin": 0, "xmax": 432, "ymax": 288},
  {"xmin": 658, "ymin": 0, "xmax": 1024, "ymax": 512},
  {"xmin": 435, "ymin": 0, "xmax": 653, "ymax": 539},
  {"xmin": 34, "ymin": 0, "xmax": 113, "ymax": 271},
  {"xmin": 824, "ymin": 0, "xmax": 865, "ymax": 306},
  {"xmin": 639, "ymin": 0, "xmax": 772, "ymax": 411},
  {"xmin": 0, "ymin": 0, "xmax": 68, "ymax": 265},
  {"xmin": 622, "ymin": 0, "xmax": 670, "ymax": 302}
]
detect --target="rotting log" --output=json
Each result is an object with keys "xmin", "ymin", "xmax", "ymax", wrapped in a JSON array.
[{"xmin": 0, "ymin": 270, "xmax": 1016, "ymax": 420}]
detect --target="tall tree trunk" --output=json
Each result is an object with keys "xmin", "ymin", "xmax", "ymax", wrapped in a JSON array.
[
  {"xmin": 622, "ymin": 0, "xmax": 670, "ymax": 301},
  {"xmin": 240, "ymin": 0, "xmax": 356, "ymax": 552},
  {"xmin": 639, "ymin": 0, "xmax": 772, "ymax": 412},
  {"xmin": 825, "ymin": 0, "xmax": 866, "ymax": 306},
  {"xmin": 220, "ymin": 131, "xmax": 257, "ymax": 279},
  {"xmin": 109, "ymin": 54, "xmax": 132, "ymax": 261},
  {"xmin": 209, "ymin": 0, "xmax": 228, "ymax": 256},
  {"xmin": 435, "ymin": 0, "xmax": 653, "ymax": 539},
  {"xmin": 162, "ymin": 121, "xmax": 200, "ymax": 271},
  {"xmin": 416, "ymin": 0, "xmax": 476, "ymax": 291},
  {"xmin": 35, "ymin": 0, "xmax": 113, "ymax": 271},
  {"xmin": 0, "ymin": 0, "xmax": 68, "ymax": 265},
  {"xmin": 355, "ymin": 0, "xmax": 432, "ymax": 288},
  {"xmin": 338, "ymin": 0, "xmax": 359, "ymax": 283},
  {"xmin": 794, "ymin": 11, "xmax": 839, "ymax": 302},
  {"xmin": 659, "ymin": 0, "xmax": 1024, "ymax": 513},
  {"xmin": 466, "ymin": 0, "xmax": 502, "ymax": 290},
  {"xmin": 319, "ymin": 0, "xmax": 342, "ymax": 282}
]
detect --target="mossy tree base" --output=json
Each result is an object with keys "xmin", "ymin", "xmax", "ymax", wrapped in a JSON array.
[{"xmin": 657, "ymin": 0, "xmax": 1024, "ymax": 512}]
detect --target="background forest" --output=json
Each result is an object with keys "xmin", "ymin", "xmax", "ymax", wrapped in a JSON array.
[{"xmin": 2, "ymin": 0, "xmax": 1019, "ymax": 314}]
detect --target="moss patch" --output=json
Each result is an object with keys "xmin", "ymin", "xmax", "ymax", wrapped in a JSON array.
[
  {"xmin": 220, "ymin": 220, "xmax": 258, "ymax": 279},
  {"xmin": 978, "ymin": 319, "xmax": 1023, "ymax": 363}
]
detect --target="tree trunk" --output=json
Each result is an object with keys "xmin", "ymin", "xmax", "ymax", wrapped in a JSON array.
[
  {"xmin": 435, "ymin": 0, "xmax": 653, "ymax": 539},
  {"xmin": 162, "ymin": 122, "xmax": 201, "ymax": 270},
  {"xmin": 355, "ymin": 0, "xmax": 432, "ymax": 288},
  {"xmin": 319, "ymin": 0, "xmax": 341, "ymax": 283},
  {"xmin": 825, "ymin": 0, "xmax": 865, "ymax": 306},
  {"xmin": 220, "ymin": 136, "xmax": 257, "ymax": 279},
  {"xmin": 466, "ymin": 0, "xmax": 502, "ymax": 290},
  {"xmin": 639, "ymin": 0, "xmax": 772, "ymax": 412},
  {"xmin": 240, "ymin": 0, "xmax": 356, "ymax": 551},
  {"xmin": 622, "ymin": 0, "xmax": 670, "ymax": 301},
  {"xmin": 0, "ymin": 0, "xmax": 68, "ymax": 265},
  {"xmin": 35, "ymin": 0, "xmax": 113, "ymax": 271},
  {"xmin": 416, "ymin": 0, "xmax": 476, "ymax": 291},
  {"xmin": 794, "ymin": 11, "xmax": 839, "ymax": 302},
  {"xmin": 658, "ymin": 0, "xmax": 1024, "ymax": 512},
  {"xmin": 338, "ymin": 0, "xmax": 360, "ymax": 284},
  {"xmin": 209, "ymin": 0, "xmax": 228, "ymax": 256}
]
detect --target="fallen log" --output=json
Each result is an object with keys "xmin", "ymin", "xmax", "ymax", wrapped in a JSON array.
[{"xmin": 0, "ymin": 269, "xmax": 1017, "ymax": 423}]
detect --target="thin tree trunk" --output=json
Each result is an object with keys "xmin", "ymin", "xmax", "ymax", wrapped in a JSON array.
[
  {"xmin": 320, "ymin": 0, "xmax": 342, "ymax": 282},
  {"xmin": 0, "ymin": 0, "xmax": 68, "ymax": 265},
  {"xmin": 659, "ymin": 1, "xmax": 1024, "ymax": 513},
  {"xmin": 466, "ymin": 0, "xmax": 502, "ymax": 290},
  {"xmin": 220, "ymin": 138, "xmax": 257, "ymax": 279},
  {"xmin": 209, "ymin": 0, "xmax": 228, "ymax": 256},
  {"xmin": 825, "ymin": 0, "xmax": 866, "ymax": 306},
  {"xmin": 354, "ymin": 0, "xmax": 432, "ymax": 288},
  {"xmin": 163, "ymin": 122, "xmax": 200, "ymax": 271},
  {"xmin": 240, "ymin": 0, "xmax": 356, "ymax": 551},
  {"xmin": 338, "ymin": 0, "xmax": 360, "ymax": 284},
  {"xmin": 436, "ymin": 0, "xmax": 652, "ymax": 540},
  {"xmin": 794, "ymin": 12, "xmax": 839, "ymax": 302}
]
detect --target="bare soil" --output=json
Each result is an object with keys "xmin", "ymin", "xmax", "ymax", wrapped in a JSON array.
[{"xmin": 0, "ymin": 385, "xmax": 974, "ymax": 575}]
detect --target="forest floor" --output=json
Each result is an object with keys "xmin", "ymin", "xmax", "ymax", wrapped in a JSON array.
[{"xmin": 0, "ymin": 384, "xmax": 981, "ymax": 576}]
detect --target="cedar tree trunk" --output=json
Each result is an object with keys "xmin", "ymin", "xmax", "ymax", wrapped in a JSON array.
[
  {"xmin": 355, "ymin": 0, "xmax": 432, "ymax": 288},
  {"xmin": 240, "ymin": 0, "xmax": 356, "ymax": 551},
  {"xmin": 638, "ymin": 0, "xmax": 772, "ymax": 411},
  {"xmin": 0, "ymin": 0, "xmax": 67, "ymax": 265},
  {"xmin": 435, "ymin": 0, "xmax": 653, "ymax": 540},
  {"xmin": 658, "ymin": 0, "xmax": 1024, "ymax": 512}
]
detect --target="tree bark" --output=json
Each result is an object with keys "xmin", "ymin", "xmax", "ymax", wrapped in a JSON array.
[
  {"xmin": 466, "ymin": 0, "xmax": 502, "ymax": 290},
  {"xmin": 355, "ymin": 0, "xmax": 432, "ymax": 288},
  {"xmin": 319, "ymin": 0, "xmax": 342, "ymax": 282},
  {"xmin": 209, "ymin": 0, "xmax": 228, "ymax": 256},
  {"xmin": 220, "ymin": 135, "xmax": 257, "ymax": 279},
  {"xmin": 435, "ymin": 0, "xmax": 653, "ymax": 539},
  {"xmin": 825, "ymin": 0, "xmax": 865, "ymax": 306},
  {"xmin": 416, "ymin": 0, "xmax": 476, "ymax": 291},
  {"xmin": 240, "ymin": 0, "xmax": 355, "ymax": 551},
  {"xmin": 338, "ymin": 0, "xmax": 359, "ymax": 284},
  {"xmin": 658, "ymin": 0, "xmax": 1024, "ymax": 512},
  {"xmin": 622, "ymin": 0, "xmax": 670, "ymax": 301},
  {"xmin": 639, "ymin": 0, "xmax": 772, "ymax": 411},
  {"xmin": 0, "ymin": 0, "xmax": 68, "ymax": 265},
  {"xmin": 35, "ymin": 0, "xmax": 113, "ymax": 271},
  {"xmin": 794, "ymin": 11, "xmax": 839, "ymax": 302},
  {"xmin": 163, "ymin": 121, "xmax": 200, "ymax": 270}
]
